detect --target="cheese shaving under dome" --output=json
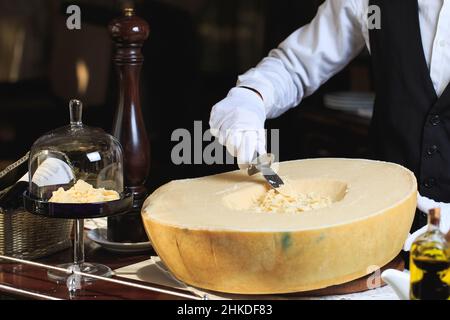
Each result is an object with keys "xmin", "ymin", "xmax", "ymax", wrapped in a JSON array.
[
  {"xmin": 254, "ymin": 187, "xmax": 333, "ymax": 214},
  {"xmin": 49, "ymin": 180, "xmax": 120, "ymax": 203}
]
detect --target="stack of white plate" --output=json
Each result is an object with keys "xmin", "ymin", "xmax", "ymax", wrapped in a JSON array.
[{"xmin": 324, "ymin": 92, "xmax": 375, "ymax": 118}]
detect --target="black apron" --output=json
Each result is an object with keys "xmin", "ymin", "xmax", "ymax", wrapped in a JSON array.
[{"xmin": 369, "ymin": 0, "xmax": 450, "ymax": 231}]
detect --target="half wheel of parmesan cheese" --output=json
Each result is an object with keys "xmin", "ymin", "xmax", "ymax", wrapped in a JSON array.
[{"xmin": 142, "ymin": 159, "xmax": 417, "ymax": 294}]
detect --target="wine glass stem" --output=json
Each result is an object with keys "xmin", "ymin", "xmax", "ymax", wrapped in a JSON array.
[{"xmin": 73, "ymin": 219, "xmax": 85, "ymax": 265}]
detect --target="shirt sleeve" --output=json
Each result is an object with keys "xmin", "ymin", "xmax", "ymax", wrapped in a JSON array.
[{"xmin": 237, "ymin": 0, "xmax": 367, "ymax": 119}]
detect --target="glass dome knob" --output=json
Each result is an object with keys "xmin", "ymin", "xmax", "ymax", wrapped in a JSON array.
[{"xmin": 69, "ymin": 99, "xmax": 83, "ymax": 127}]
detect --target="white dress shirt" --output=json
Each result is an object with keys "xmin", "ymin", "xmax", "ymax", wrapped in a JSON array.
[{"xmin": 237, "ymin": 0, "xmax": 450, "ymax": 119}]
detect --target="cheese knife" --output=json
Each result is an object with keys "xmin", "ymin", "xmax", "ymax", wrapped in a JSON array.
[{"xmin": 247, "ymin": 153, "xmax": 284, "ymax": 190}]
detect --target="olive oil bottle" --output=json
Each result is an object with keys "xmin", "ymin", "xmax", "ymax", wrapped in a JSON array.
[{"xmin": 410, "ymin": 208, "xmax": 449, "ymax": 300}]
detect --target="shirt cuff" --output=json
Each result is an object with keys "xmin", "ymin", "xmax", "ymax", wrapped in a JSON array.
[{"xmin": 237, "ymin": 69, "xmax": 276, "ymax": 118}]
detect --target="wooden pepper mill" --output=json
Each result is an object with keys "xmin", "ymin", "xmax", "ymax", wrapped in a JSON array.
[{"xmin": 107, "ymin": 7, "xmax": 150, "ymax": 243}]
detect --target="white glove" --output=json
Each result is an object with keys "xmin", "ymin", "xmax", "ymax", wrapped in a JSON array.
[
  {"xmin": 209, "ymin": 87, "xmax": 267, "ymax": 169},
  {"xmin": 403, "ymin": 193, "xmax": 450, "ymax": 251}
]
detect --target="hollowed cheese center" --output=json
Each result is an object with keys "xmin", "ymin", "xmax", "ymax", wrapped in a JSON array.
[
  {"xmin": 144, "ymin": 159, "xmax": 416, "ymax": 232},
  {"xmin": 224, "ymin": 179, "xmax": 347, "ymax": 214}
]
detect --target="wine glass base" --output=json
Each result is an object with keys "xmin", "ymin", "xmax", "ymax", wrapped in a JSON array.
[{"xmin": 47, "ymin": 262, "xmax": 113, "ymax": 284}]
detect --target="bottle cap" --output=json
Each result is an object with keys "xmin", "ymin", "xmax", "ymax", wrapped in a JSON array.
[{"xmin": 429, "ymin": 208, "xmax": 441, "ymax": 227}]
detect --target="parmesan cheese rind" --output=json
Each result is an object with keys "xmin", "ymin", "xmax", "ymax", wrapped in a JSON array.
[{"xmin": 142, "ymin": 158, "xmax": 417, "ymax": 294}]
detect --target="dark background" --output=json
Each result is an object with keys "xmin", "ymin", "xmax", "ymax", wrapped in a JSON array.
[{"xmin": 0, "ymin": 0, "xmax": 373, "ymax": 192}]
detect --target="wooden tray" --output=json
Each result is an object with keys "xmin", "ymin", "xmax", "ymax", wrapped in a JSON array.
[{"xmin": 291, "ymin": 254, "xmax": 404, "ymax": 297}]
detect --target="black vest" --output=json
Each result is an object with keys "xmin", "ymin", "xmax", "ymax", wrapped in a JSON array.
[{"xmin": 369, "ymin": 0, "xmax": 450, "ymax": 204}]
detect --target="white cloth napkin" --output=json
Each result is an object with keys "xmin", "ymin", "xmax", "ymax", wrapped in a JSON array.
[{"xmin": 114, "ymin": 256, "xmax": 399, "ymax": 300}]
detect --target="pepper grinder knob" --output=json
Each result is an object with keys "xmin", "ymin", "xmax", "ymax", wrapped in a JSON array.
[{"xmin": 108, "ymin": 7, "xmax": 150, "ymax": 63}]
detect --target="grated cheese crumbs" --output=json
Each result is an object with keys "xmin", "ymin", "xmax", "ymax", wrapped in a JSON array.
[
  {"xmin": 49, "ymin": 180, "xmax": 120, "ymax": 203},
  {"xmin": 254, "ymin": 188, "xmax": 332, "ymax": 214}
]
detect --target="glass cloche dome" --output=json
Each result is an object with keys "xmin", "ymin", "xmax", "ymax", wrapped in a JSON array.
[
  {"xmin": 28, "ymin": 99, "xmax": 123, "ymax": 203},
  {"xmin": 23, "ymin": 99, "xmax": 133, "ymax": 286}
]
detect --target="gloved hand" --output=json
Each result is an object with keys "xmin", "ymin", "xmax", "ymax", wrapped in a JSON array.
[
  {"xmin": 403, "ymin": 193, "xmax": 450, "ymax": 251},
  {"xmin": 209, "ymin": 87, "xmax": 267, "ymax": 169}
]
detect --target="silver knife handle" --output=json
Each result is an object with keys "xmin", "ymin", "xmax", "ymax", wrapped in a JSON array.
[{"xmin": 247, "ymin": 153, "xmax": 276, "ymax": 176}]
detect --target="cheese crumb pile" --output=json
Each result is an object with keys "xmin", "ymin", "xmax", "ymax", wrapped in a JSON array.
[
  {"xmin": 49, "ymin": 180, "xmax": 120, "ymax": 203},
  {"xmin": 254, "ymin": 187, "xmax": 332, "ymax": 214}
]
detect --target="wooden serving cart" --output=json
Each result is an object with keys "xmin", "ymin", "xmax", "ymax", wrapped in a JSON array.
[{"xmin": 0, "ymin": 6, "xmax": 404, "ymax": 301}]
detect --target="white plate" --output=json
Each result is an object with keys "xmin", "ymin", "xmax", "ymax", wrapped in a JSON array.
[
  {"xmin": 87, "ymin": 228, "xmax": 152, "ymax": 254},
  {"xmin": 325, "ymin": 92, "xmax": 375, "ymax": 101},
  {"xmin": 324, "ymin": 92, "xmax": 375, "ymax": 111},
  {"xmin": 325, "ymin": 99, "xmax": 374, "ymax": 108},
  {"xmin": 325, "ymin": 99, "xmax": 373, "ymax": 108},
  {"xmin": 357, "ymin": 108, "xmax": 374, "ymax": 119}
]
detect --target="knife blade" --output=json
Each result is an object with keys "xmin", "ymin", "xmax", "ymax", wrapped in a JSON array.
[{"xmin": 247, "ymin": 154, "xmax": 284, "ymax": 190}]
